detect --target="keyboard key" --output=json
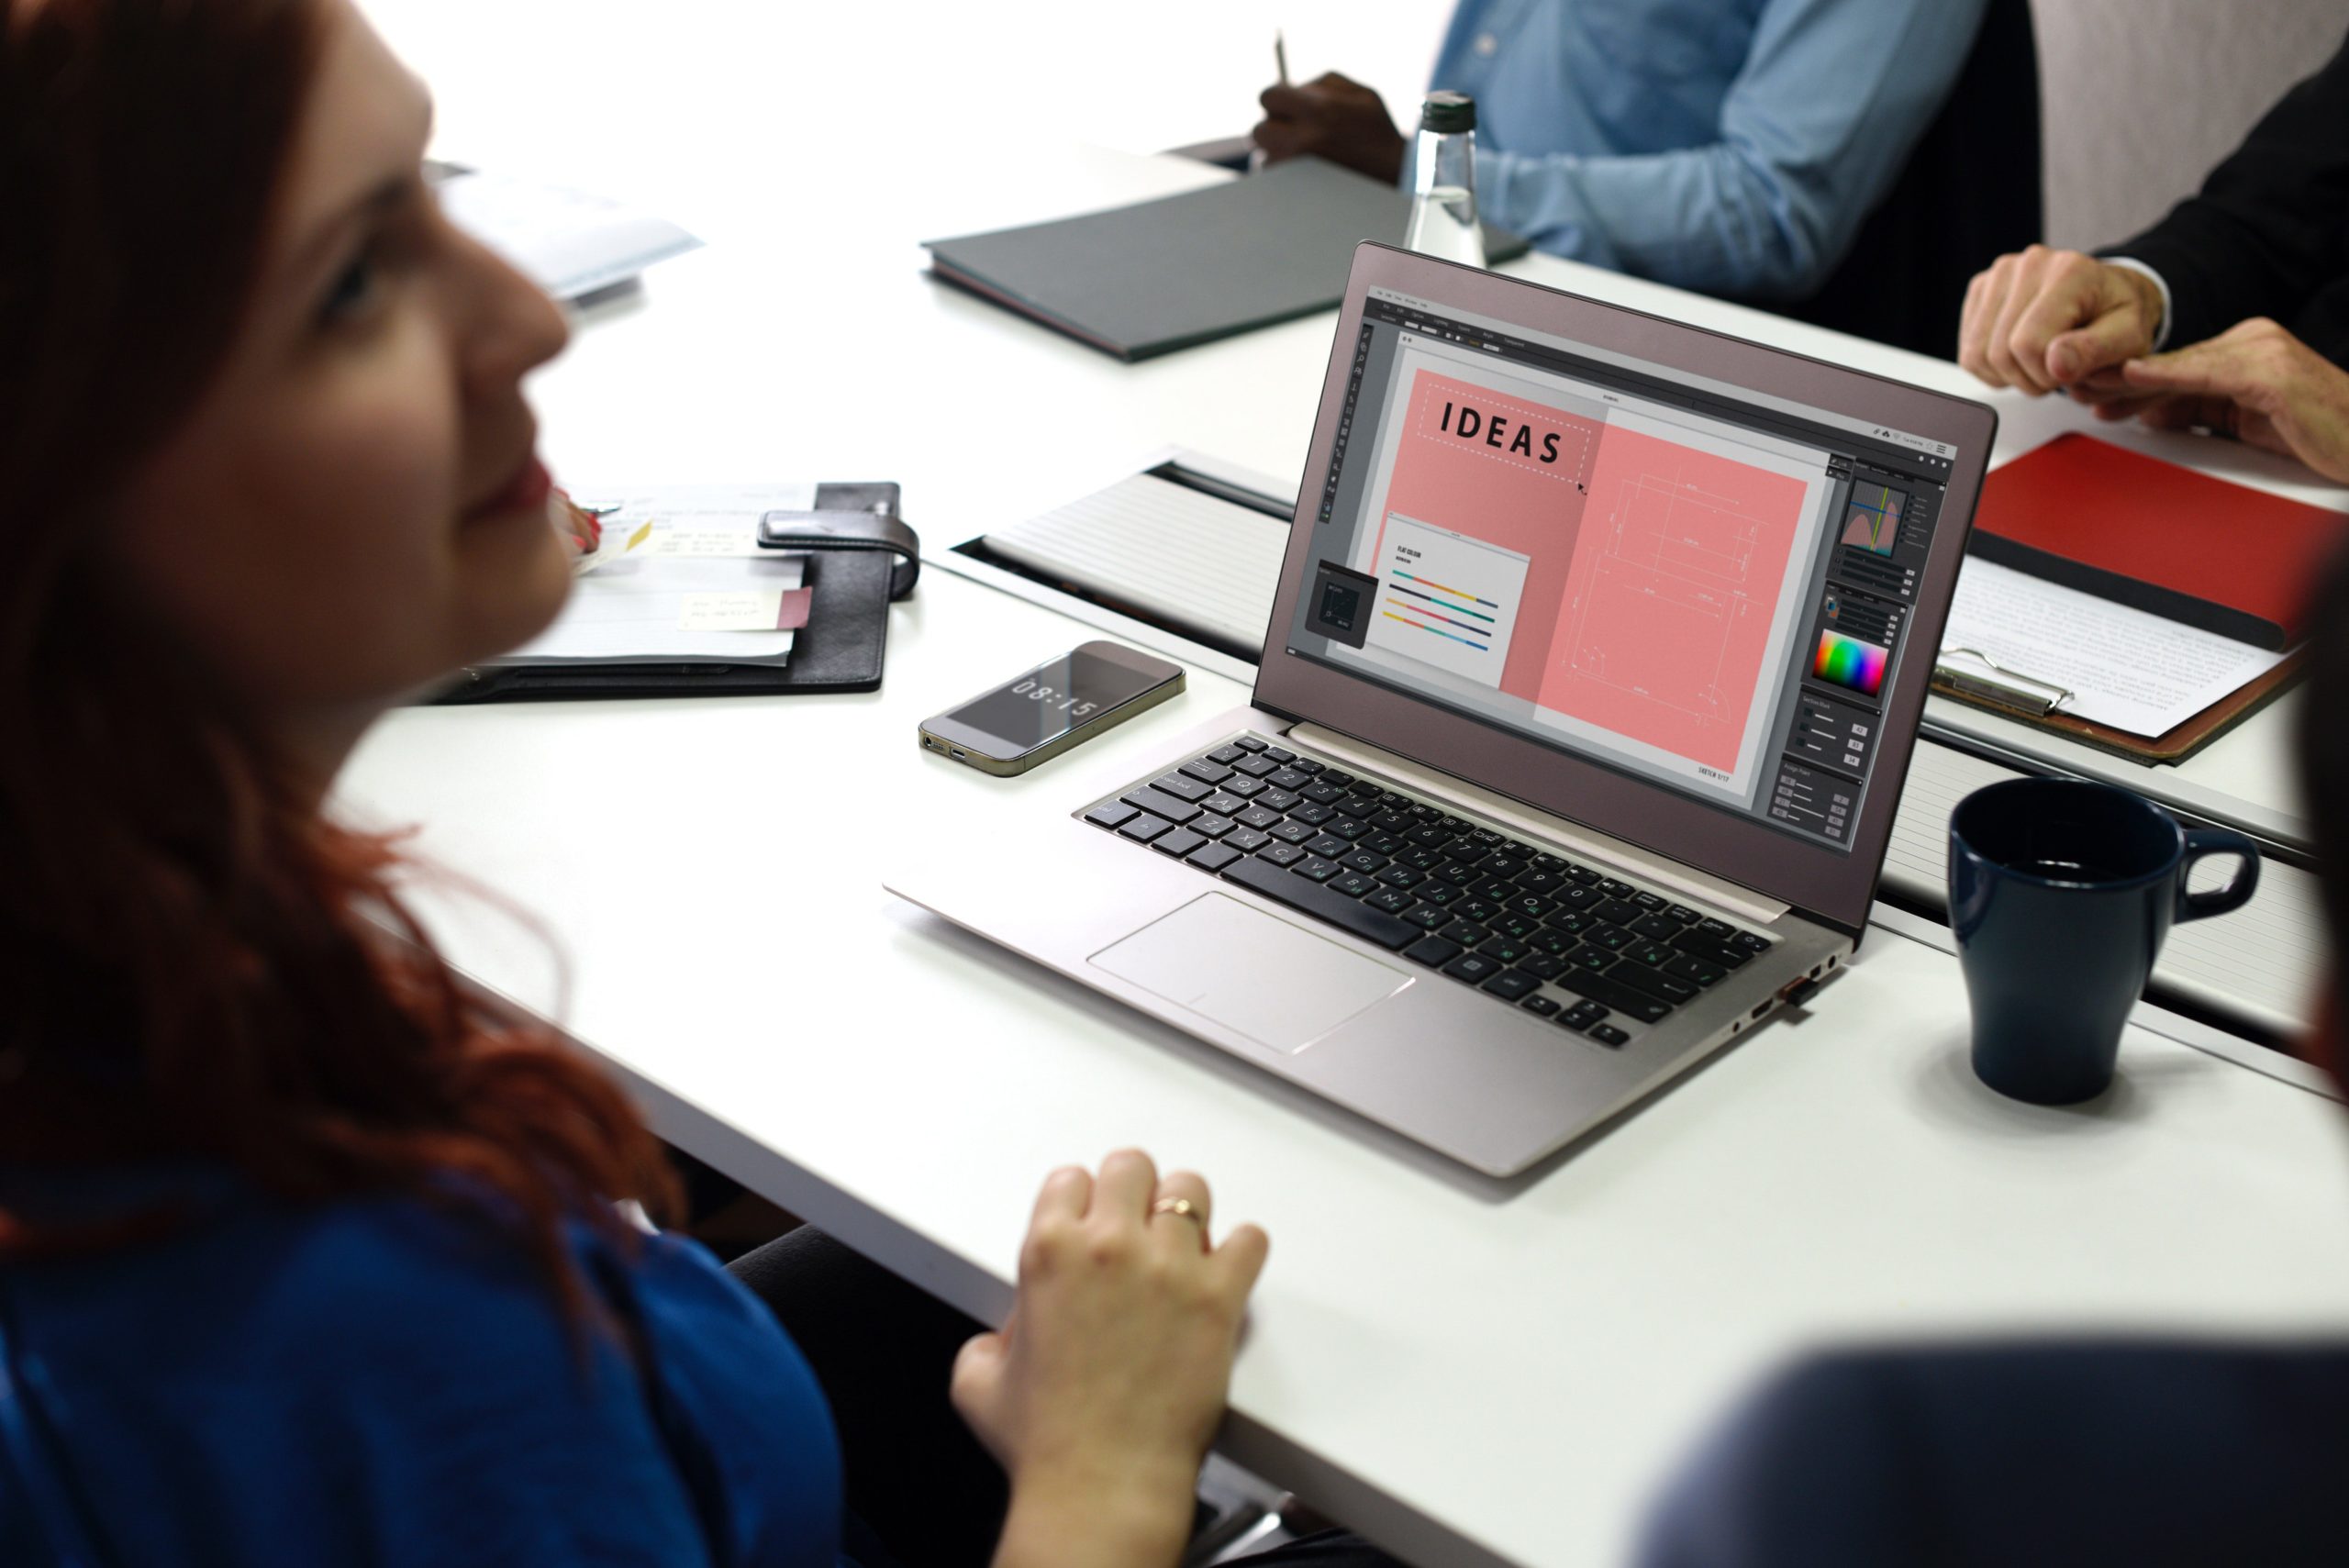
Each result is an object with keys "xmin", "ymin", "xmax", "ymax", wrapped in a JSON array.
[
  {"xmin": 1260, "ymin": 789, "xmax": 1302, "ymax": 813},
  {"xmin": 1225, "ymin": 827, "xmax": 1272, "ymax": 853},
  {"xmin": 1609, "ymin": 965, "xmax": 1699, "ymax": 1004},
  {"xmin": 1328, "ymin": 819, "xmax": 1371, "ymax": 841},
  {"xmin": 1466, "ymin": 828, "xmax": 1502, "ymax": 848},
  {"xmin": 1191, "ymin": 814, "xmax": 1235, "ymax": 840},
  {"xmin": 1484, "ymin": 854, "xmax": 1527, "ymax": 880},
  {"xmin": 1207, "ymin": 745, "xmax": 1245, "ymax": 765},
  {"xmin": 1292, "ymin": 758, "xmax": 1324, "ymax": 775},
  {"xmin": 1500, "ymin": 839, "xmax": 1537, "ymax": 859},
  {"xmin": 1305, "ymin": 834, "xmax": 1352, "ymax": 859},
  {"xmin": 1233, "ymin": 735, "xmax": 1268, "ymax": 751},
  {"xmin": 1404, "ymin": 935, "xmax": 1463, "ymax": 967},
  {"xmin": 1365, "ymin": 887, "xmax": 1418, "ymax": 916},
  {"xmin": 1553, "ymin": 971, "xmax": 1673, "ymax": 1023},
  {"xmin": 1446, "ymin": 841, "xmax": 1490, "ymax": 866},
  {"xmin": 1341, "ymin": 850, "xmax": 1389, "ymax": 874},
  {"xmin": 1557, "ymin": 884, "xmax": 1604, "ymax": 911},
  {"xmin": 1334, "ymin": 795, "xmax": 1378, "ymax": 819},
  {"xmin": 1406, "ymin": 803, "xmax": 1440, "ymax": 821},
  {"xmin": 1564, "ymin": 946, "xmax": 1613, "ymax": 973},
  {"xmin": 1152, "ymin": 827, "xmax": 1207, "ymax": 858},
  {"xmin": 1489, "ymin": 912, "xmax": 1537, "ymax": 942},
  {"xmin": 1598, "ymin": 878, "xmax": 1634, "ymax": 898},
  {"xmin": 1122, "ymin": 786, "xmax": 1202, "ymax": 825},
  {"xmin": 1118, "ymin": 814, "xmax": 1173, "ymax": 844},
  {"xmin": 1375, "ymin": 865, "xmax": 1424, "ymax": 890},
  {"xmin": 1589, "ymin": 1024, "xmax": 1631, "ymax": 1048},
  {"xmin": 1179, "ymin": 759, "xmax": 1233, "ymax": 786},
  {"xmin": 1506, "ymin": 894, "xmax": 1557, "ymax": 923},
  {"xmin": 1237, "ymin": 805, "xmax": 1283, "ymax": 830},
  {"xmin": 1264, "ymin": 746, "xmax": 1296, "ymax": 763},
  {"xmin": 1320, "ymin": 769, "xmax": 1355, "ymax": 788},
  {"xmin": 1301, "ymin": 782, "xmax": 1345, "ymax": 806},
  {"xmin": 1152, "ymin": 772, "xmax": 1213, "ymax": 803},
  {"xmin": 1232, "ymin": 755, "xmax": 1279, "ymax": 779},
  {"xmin": 1330, "ymin": 870, "xmax": 1379, "ymax": 898},
  {"xmin": 1268, "ymin": 819, "xmax": 1316, "ymax": 845},
  {"xmin": 1516, "ymin": 869, "xmax": 1565, "ymax": 895},
  {"xmin": 1664, "ymin": 953, "xmax": 1726, "ymax": 987},
  {"xmin": 1520, "ymin": 995, "xmax": 1560, "ymax": 1018},
  {"xmin": 1440, "ymin": 920, "xmax": 1491, "ymax": 949},
  {"xmin": 1587, "ymin": 925, "xmax": 1632, "ymax": 952},
  {"xmin": 1259, "ymin": 842, "xmax": 1306, "ymax": 867},
  {"xmin": 1267, "ymin": 767, "xmax": 1312, "ymax": 791},
  {"xmin": 1291, "ymin": 802, "xmax": 1336, "ymax": 827},
  {"xmin": 1407, "ymin": 827, "xmax": 1452, "ymax": 850},
  {"xmin": 1224, "ymin": 777, "xmax": 1268, "ymax": 800},
  {"xmin": 1592, "ymin": 899, "xmax": 1643, "ymax": 926},
  {"xmin": 1453, "ymin": 897, "xmax": 1499, "ymax": 924},
  {"xmin": 1560, "ymin": 1000, "xmax": 1608, "ymax": 1032},
  {"xmin": 1371, "ymin": 809, "xmax": 1415, "ymax": 834},
  {"xmin": 1398, "ymin": 846, "xmax": 1444, "ymax": 872},
  {"xmin": 1631, "ymin": 891, "xmax": 1667, "ymax": 912},
  {"xmin": 1362, "ymin": 831, "xmax": 1406, "ymax": 856},
  {"xmin": 1528, "ymin": 929, "xmax": 1576, "ymax": 959},
  {"xmin": 1732, "ymin": 931, "xmax": 1772, "ymax": 952},
  {"xmin": 1219, "ymin": 854, "xmax": 1418, "ymax": 949},
  {"xmin": 1085, "ymin": 803, "xmax": 1139, "ymax": 829},
  {"xmin": 1631, "ymin": 914, "xmax": 1684, "ymax": 943},
  {"xmin": 1187, "ymin": 842, "xmax": 1241, "ymax": 873},
  {"xmin": 1401, "ymin": 903, "xmax": 1452, "ymax": 929},
  {"xmin": 1472, "ymin": 877, "xmax": 1519, "ymax": 904},
  {"xmin": 1665, "ymin": 905, "xmax": 1700, "ymax": 924},
  {"xmin": 1520, "ymin": 951, "xmax": 1566, "ymax": 981},
  {"xmin": 1565, "ymin": 865, "xmax": 1602, "ymax": 885},
  {"xmin": 1479, "ymin": 936, "xmax": 1529, "ymax": 967},
  {"xmin": 1482, "ymin": 970, "xmax": 1540, "ymax": 1002},
  {"xmin": 1417, "ymin": 881, "xmax": 1462, "ymax": 907},
  {"xmin": 1626, "ymin": 941, "xmax": 1676, "ymax": 968},
  {"xmin": 1442, "ymin": 952, "xmax": 1502, "ymax": 985},
  {"xmin": 1671, "ymin": 931, "xmax": 1753, "ymax": 969},
  {"xmin": 1199, "ymin": 791, "xmax": 1248, "ymax": 817},
  {"xmin": 1696, "ymin": 917, "xmax": 1733, "ymax": 939},
  {"xmin": 1293, "ymin": 856, "xmax": 1341, "ymax": 883}
]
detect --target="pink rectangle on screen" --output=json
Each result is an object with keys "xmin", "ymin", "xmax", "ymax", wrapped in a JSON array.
[
  {"xmin": 1376, "ymin": 369, "xmax": 1603, "ymax": 698},
  {"xmin": 1535, "ymin": 425, "xmax": 1809, "ymax": 774}
]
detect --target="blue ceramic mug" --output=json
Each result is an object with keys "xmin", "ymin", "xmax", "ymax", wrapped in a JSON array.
[{"xmin": 1949, "ymin": 779, "xmax": 2260, "ymax": 1104}]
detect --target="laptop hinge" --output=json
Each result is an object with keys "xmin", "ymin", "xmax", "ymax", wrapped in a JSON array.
[{"xmin": 1286, "ymin": 722, "xmax": 1791, "ymax": 928}]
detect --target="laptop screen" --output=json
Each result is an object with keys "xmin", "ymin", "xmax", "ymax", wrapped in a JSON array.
[{"xmin": 1278, "ymin": 284, "xmax": 1965, "ymax": 855}]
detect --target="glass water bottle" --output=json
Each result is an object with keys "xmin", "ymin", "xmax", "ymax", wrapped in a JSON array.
[{"xmin": 1404, "ymin": 91, "xmax": 1485, "ymax": 268}]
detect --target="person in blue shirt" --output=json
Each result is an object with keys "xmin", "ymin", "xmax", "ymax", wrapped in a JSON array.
[{"xmin": 1252, "ymin": 0, "xmax": 1989, "ymax": 303}]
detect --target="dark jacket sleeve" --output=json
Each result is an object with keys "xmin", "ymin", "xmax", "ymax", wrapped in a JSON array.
[{"xmin": 2105, "ymin": 36, "xmax": 2349, "ymax": 347}]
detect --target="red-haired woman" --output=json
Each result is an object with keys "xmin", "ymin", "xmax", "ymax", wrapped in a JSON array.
[{"xmin": 0, "ymin": 3, "xmax": 1281, "ymax": 1564}]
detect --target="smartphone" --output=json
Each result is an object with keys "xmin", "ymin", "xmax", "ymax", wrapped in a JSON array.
[{"xmin": 919, "ymin": 641, "xmax": 1185, "ymax": 777}]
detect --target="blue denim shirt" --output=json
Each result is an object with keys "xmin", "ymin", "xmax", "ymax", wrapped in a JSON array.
[{"xmin": 1423, "ymin": 0, "xmax": 1988, "ymax": 298}]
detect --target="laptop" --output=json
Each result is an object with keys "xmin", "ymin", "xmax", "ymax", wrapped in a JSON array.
[{"xmin": 892, "ymin": 243, "xmax": 1996, "ymax": 1176}]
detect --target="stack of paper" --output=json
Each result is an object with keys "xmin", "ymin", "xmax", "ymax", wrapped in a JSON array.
[
  {"xmin": 503, "ymin": 485, "xmax": 818, "ymax": 666},
  {"xmin": 434, "ymin": 166, "xmax": 701, "ymax": 301}
]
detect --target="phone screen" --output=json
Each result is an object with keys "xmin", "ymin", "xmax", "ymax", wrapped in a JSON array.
[{"xmin": 943, "ymin": 648, "xmax": 1172, "ymax": 754}]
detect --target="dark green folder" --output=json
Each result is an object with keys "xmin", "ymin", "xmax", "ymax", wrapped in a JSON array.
[{"xmin": 923, "ymin": 157, "xmax": 1530, "ymax": 362}]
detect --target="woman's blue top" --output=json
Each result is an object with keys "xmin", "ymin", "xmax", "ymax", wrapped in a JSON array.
[{"xmin": 0, "ymin": 1166, "xmax": 845, "ymax": 1567}]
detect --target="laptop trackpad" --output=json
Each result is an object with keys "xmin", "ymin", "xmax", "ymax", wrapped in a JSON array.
[{"xmin": 1090, "ymin": 894, "xmax": 1408, "ymax": 1054}]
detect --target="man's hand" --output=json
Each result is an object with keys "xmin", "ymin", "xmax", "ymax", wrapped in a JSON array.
[
  {"xmin": 957, "ymin": 1151, "xmax": 1270, "ymax": 1568},
  {"xmin": 1252, "ymin": 72, "xmax": 1407, "ymax": 184},
  {"xmin": 2114, "ymin": 318, "xmax": 2349, "ymax": 484},
  {"xmin": 1957, "ymin": 246, "xmax": 2165, "ymax": 397}
]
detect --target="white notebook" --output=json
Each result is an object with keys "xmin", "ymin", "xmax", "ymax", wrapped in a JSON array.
[{"xmin": 984, "ymin": 467, "xmax": 1290, "ymax": 654}]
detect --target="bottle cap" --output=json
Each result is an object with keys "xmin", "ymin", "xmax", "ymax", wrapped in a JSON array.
[{"xmin": 1420, "ymin": 91, "xmax": 1476, "ymax": 134}]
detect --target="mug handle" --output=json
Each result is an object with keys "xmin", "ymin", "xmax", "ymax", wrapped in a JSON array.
[{"xmin": 2176, "ymin": 827, "xmax": 2261, "ymax": 922}]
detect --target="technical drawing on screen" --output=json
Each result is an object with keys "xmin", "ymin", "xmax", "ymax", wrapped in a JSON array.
[{"xmin": 1286, "ymin": 289, "xmax": 1961, "ymax": 851}]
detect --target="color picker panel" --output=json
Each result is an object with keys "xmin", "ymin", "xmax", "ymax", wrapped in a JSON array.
[{"xmin": 1812, "ymin": 628, "xmax": 1888, "ymax": 697}]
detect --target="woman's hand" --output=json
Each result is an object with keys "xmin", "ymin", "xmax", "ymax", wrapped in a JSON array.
[{"xmin": 955, "ymin": 1151, "xmax": 1270, "ymax": 1568}]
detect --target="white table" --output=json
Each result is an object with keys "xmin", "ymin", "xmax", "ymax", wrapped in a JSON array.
[{"xmin": 342, "ymin": 7, "xmax": 2349, "ymax": 1564}]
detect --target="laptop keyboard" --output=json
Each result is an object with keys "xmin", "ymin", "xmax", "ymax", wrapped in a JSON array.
[{"xmin": 1081, "ymin": 733, "xmax": 1776, "ymax": 1047}]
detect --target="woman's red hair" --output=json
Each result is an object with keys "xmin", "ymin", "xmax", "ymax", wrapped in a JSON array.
[{"xmin": 1, "ymin": 0, "xmax": 674, "ymax": 1307}]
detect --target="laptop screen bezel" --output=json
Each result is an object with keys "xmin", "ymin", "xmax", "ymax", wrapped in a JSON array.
[{"xmin": 1252, "ymin": 243, "xmax": 1998, "ymax": 937}]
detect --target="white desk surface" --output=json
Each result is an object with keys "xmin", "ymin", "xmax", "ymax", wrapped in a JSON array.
[{"xmin": 342, "ymin": 7, "xmax": 2349, "ymax": 1564}]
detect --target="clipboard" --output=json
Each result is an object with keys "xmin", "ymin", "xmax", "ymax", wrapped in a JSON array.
[
  {"xmin": 429, "ymin": 488, "xmax": 918, "ymax": 705},
  {"xmin": 1931, "ymin": 644, "xmax": 2302, "ymax": 762}
]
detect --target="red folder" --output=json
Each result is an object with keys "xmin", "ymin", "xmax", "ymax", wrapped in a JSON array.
[{"xmin": 1969, "ymin": 433, "xmax": 2348, "ymax": 650}]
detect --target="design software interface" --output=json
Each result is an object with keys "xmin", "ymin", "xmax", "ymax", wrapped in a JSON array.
[{"xmin": 1286, "ymin": 287, "xmax": 1961, "ymax": 851}]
